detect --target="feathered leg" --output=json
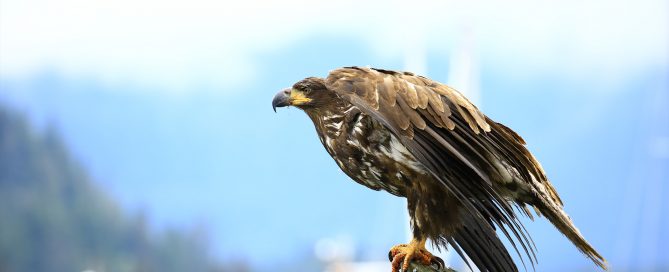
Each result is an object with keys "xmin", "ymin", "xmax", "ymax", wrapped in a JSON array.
[{"xmin": 389, "ymin": 197, "xmax": 444, "ymax": 272}]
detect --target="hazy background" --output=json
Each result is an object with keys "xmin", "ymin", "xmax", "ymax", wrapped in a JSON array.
[{"xmin": 1, "ymin": 0, "xmax": 667, "ymax": 271}]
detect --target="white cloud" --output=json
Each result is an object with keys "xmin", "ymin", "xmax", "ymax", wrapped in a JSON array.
[{"xmin": 0, "ymin": 0, "xmax": 666, "ymax": 93}]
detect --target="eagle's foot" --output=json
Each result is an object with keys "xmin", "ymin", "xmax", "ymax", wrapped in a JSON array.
[{"xmin": 388, "ymin": 239, "xmax": 444, "ymax": 272}]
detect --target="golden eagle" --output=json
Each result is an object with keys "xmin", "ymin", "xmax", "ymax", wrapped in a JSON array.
[{"xmin": 272, "ymin": 67, "xmax": 607, "ymax": 272}]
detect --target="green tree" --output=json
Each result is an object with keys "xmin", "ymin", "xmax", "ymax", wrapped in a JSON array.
[{"xmin": 0, "ymin": 105, "xmax": 241, "ymax": 272}]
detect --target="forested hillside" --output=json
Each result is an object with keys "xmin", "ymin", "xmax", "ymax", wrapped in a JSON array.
[{"xmin": 0, "ymin": 105, "xmax": 242, "ymax": 272}]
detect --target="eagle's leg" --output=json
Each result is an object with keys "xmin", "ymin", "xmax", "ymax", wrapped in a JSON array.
[
  {"xmin": 388, "ymin": 237, "xmax": 444, "ymax": 272},
  {"xmin": 389, "ymin": 198, "xmax": 443, "ymax": 272}
]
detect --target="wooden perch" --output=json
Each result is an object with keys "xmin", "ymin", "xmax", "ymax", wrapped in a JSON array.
[{"xmin": 402, "ymin": 261, "xmax": 457, "ymax": 272}]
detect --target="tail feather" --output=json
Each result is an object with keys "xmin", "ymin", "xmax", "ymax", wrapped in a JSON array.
[
  {"xmin": 535, "ymin": 200, "xmax": 608, "ymax": 270},
  {"xmin": 447, "ymin": 214, "xmax": 520, "ymax": 272}
]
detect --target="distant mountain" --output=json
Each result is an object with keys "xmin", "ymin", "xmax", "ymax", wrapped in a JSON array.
[{"xmin": 0, "ymin": 104, "xmax": 247, "ymax": 272}]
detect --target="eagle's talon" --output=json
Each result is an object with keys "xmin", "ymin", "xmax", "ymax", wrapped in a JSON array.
[
  {"xmin": 389, "ymin": 241, "xmax": 438, "ymax": 272},
  {"xmin": 388, "ymin": 244, "xmax": 408, "ymax": 261}
]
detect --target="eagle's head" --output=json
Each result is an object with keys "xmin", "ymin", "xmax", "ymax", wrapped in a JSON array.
[{"xmin": 272, "ymin": 77, "xmax": 335, "ymax": 112}]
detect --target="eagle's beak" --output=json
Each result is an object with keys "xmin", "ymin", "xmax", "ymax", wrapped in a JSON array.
[{"xmin": 272, "ymin": 89, "xmax": 291, "ymax": 112}]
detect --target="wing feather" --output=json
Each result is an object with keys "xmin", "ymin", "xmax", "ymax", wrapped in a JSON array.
[{"xmin": 397, "ymin": 95, "xmax": 427, "ymax": 130}]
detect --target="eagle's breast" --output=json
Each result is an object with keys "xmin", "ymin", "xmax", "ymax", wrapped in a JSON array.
[{"xmin": 312, "ymin": 105, "xmax": 428, "ymax": 197}]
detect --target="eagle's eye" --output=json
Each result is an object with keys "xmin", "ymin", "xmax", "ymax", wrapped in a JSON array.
[{"xmin": 289, "ymin": 88, "xmax": 313, "ymax": 106}]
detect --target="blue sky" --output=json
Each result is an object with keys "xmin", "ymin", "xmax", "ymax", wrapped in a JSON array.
[{"xmin": 1, "ymin": 0, "xmax": 668, "ymax": 271}]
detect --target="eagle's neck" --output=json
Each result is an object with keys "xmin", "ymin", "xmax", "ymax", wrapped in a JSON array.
[{"xmin": 305, "ymin": 101, "xmax": 355, "ymax": 141}]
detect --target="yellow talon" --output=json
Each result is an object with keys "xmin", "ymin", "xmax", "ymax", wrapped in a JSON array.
[{"xmin": 388, "ymin": 238, "xmax": 443, "ymax": 272}]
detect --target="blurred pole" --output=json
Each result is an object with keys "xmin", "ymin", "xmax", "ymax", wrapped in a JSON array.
[
  {"xmin": 444, "ymin": 26, "xmax": 481, "ymax": 272},
  {"xmin": 401, "ymin": 5, "xmax": 427, "ymax": 76},
  {"xmin": 398, "ymin": 0, "xmax": 483, "ymax": 270},
  {"xmin": 448, "ymin": 26, "xmax": 481, "ymax": 106},
  {"xmin": 398, "ymin": 0, "xmax": 439, "ymax": 267},
  {"xmin": 399, "ymin": 2, "xmax": 481, "ymax": 270}
]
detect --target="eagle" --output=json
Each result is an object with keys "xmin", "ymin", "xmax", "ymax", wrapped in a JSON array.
[{"xmin": 272, "ymin": 66, "xmax": 607, "ymax": 272}]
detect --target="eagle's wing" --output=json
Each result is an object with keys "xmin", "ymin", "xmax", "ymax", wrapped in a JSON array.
[
  {"xmin": 326, "ymin": 66, "xmax": 556, "ymax": 199},
  {"xmin": 325, "ymin": 67, "xmax": 606, "ymax": 270},
  {"xmin": 325, "ymin": 66, "xmax": 538, "ymax": 268}
]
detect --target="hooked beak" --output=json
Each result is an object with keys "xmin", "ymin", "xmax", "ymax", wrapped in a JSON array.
[{"xmin": 272, "ymin": 88, "xmax": 291, "ymax": 112}]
